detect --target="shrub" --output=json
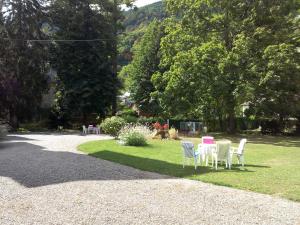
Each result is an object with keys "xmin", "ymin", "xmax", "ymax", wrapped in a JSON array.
[
  {"xmin": 19, "ymin": 120, "xmax": 49, "ymax": 132},
  {"xmin": 260, "ymin": 119, "xmax": 281, "ymax": 134},
  {"xmin": 122, "ymin": 115, "xmax": 138, "ymax": 124},
  {"xmin": 100, "ymin": 116, "xmax": 126, "ymax": 137},
  {"xmin": 121, "ymin": 132, "xmax": 147, "ymax": 146},
  {"xmin": 119, "ymin": 108, "xmax": 138, "ymax": 117},
  {"xmin": 169, "ymin": 128, "xmax": 179, "ymax": 140},
  {"xmin": 118, "ymin": 124, "xmax": 151, "ymax": 146}
]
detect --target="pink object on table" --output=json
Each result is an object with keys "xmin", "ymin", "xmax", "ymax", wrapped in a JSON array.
[{"xmin": 202, "ymin": 136, "xmax": 215, "ymax": 144}]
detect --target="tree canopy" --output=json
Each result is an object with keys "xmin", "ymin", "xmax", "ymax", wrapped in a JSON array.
[
  {"xmin": 0, "ymin": 0, "xmax": 49, "ymax": 127},
  {"xmin": 120, "ymin": 20, "xmax": 164, "ymax": 116},
  {"xmin": 150, "ymin": 0, "xmax": 300, "ymax": 132}
]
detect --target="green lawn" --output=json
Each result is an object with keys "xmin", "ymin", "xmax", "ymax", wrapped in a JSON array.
[{"xmin": 78, "ymin": 135, "xmax": 300, "ymax": 201}]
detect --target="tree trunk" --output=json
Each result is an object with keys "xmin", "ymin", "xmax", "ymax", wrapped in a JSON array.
[
  {"xmin": 278, "ymin": 114, "xmax": 285, "ymax": 134},
  {"xmin": 111, "ymin": 0, "xmax": 118, "ymax": 116},
  {"xmin": 227, "ymin": 110, "xmax": 236, "ymax": 134},
  {"xmin": 296, "ymin": 116, "xmax": 300, "ymax": 135},
  {"xmin": 217, "ymin": 111, "xmax": 224, "ymax": 132},
  {"xmin": 9, "ymin": 110, "xmax": 19, "ymax": 129}
]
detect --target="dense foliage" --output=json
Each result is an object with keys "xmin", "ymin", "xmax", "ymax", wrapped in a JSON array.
[
  {"xmin": 0, "ymin": 0, "xmax": 49, "ymax": 128},
  {"xmin": 100, "ymin": 116, "xmax": 126, "ymax": 137},
  {"xmin": 123, "ymin": 1, "xmax": 165, "ymax": 30},
  {"xmin": 151, "ymin": 0, "xmax": 300, "ymax": 133},
  {"xmin": 0, "ymin": 0, "xmax": 135, "ymax": 128},
  {"xmin": 49, "ymin": 0, "xmax": 123, "ymax": 122},
  {"xmin": 118, "ymin": 1, "xmax": 165, "ymax": 67},
  {"xmin": 120, "ymin": 20, "xmax": 164, "ymax": 116},
  {"xmin": 118, "ymin": 124, "xmax": 151, "ymax": 146}
]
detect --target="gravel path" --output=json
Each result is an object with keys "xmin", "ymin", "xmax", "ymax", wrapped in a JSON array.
[{"xmin": 0, "ymin": 134, "xmax": 299, "ymax": 225}]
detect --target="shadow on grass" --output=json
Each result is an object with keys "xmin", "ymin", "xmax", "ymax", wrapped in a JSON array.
[{"xmin": 89, "ymin": 150, "xmax": 256, "ymax": 178}]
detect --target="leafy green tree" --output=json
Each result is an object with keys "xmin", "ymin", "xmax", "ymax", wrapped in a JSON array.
[
  {"xmin": 253, "ymin": 44, "xmax": 300, "ymax": 127},
  {"xmin": 0, "ymin": 0, "xmax": 49, "ymax": 127},
  {"xmin": 121, "ymin": 20, "xmax": 164, "ymax": 116},
  {"xmin": 49, "ymin": 0, "xmax": 121, "ymax": 121},
  {"xmin": 153, "ymin": 0, "xmax": 299, "ymax": 132}
]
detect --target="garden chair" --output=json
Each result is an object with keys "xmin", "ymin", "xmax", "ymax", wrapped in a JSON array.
[
  {"xmin": 82, "ymin": 125, "xmax": 87, "ymax": 135},
  {"xmin": 212, "ymin": 140, "xmax": 232, "ymax": 170},
  {"xmin": 95, "ymin": 126, "xmax": 101, "ymax": 134},
  {"xmin": 231, "ymin": 139, "xmax": 247, "ymax": 168},
  {"xmin": 181, "ymin": 141, "xmax": 200, "ymax": 170},
  {"xmin": 198, "ymin": 136, "xmax": 215, "ymax": 166},
  {"xmin": 202, "ymin": 136, "xmax": 214, "ymax": 144}
]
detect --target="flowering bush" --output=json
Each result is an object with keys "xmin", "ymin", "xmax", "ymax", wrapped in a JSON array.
[
  {"xmin": 169, "ymin": 128, "xmax": 179, "ymax": 140},
  {"xmin": 153, "ymin": 122, "xmax": 162, "ymax": 130},
  {"xmin": 118, "ymin": 124, "xmax": 151, "ymax": 146},
  {"xmin": 100, "ymin": 116, "xmax": 126, "ymax": 137},
  {"xmin": 153, "ymin": 122, "xmax": 169, "ymax": 130},
  {"xmin": 163, "ymin": 124, "xmax": 169, "ymax": 130}
]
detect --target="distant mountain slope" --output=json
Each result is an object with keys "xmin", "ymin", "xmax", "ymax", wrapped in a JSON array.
[
  {"xmin": 123, "ymin": 1, "xmax": 165, "ymax": 31},
  {"xmin": 118, "ymin": 1, "xmax": 165, "ymax": 67}
]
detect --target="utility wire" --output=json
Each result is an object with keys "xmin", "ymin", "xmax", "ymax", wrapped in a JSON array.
[{"xmin": 0, "ymin": 37, "xmax": 112, "ymax": 42}]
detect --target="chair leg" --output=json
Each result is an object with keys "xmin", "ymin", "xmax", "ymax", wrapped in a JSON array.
[
  {"xmin": 241, "ymin": 155, "xmax": 244, "ymax": 168},
  {"xmin": 215, "ymin": 156, "xmax": 218, "ymax": 170},
  {"xmin": 194, "ymin": 157, "xmax": 197, "ymax": 170}
]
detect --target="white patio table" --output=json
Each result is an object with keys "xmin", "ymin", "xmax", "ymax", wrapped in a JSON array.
[{"xmin": 197, "ymin": 143, "xmax": 216, "ymax": 166}]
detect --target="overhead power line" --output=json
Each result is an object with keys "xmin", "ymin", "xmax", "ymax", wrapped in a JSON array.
[{"xmin": 0, "ymin": 38, "xmax": 112, "ymax": 42}]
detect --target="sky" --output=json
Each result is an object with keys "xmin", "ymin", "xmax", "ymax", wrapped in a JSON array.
[{"xmin": 134, "ymin": 0, "xmax": 161, "ymax": 7}]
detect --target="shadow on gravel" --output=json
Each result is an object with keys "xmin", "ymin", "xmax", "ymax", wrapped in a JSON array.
[
  {"xmin": 0, "ymin": 140, "xmax": 169, "ymax": 188},
  {"xmin": 0, "ymin": 136, "xmax": 258, "ymax": 188}
]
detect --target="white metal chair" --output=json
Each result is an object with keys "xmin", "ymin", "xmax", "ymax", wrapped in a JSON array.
[
  {"xmin": 212, "ymin": 140, "xmax": 232, "ymax": 170},
  {"xmin": 82, "ymin": 125, "xmax": 87, "ymax": 135},
  {"xmin": 95, "ymin": 126, "xmax": 101, "ymax": 134},
  {"xmin": 181, "ymin": 141, "xmax": 200, "ymax": 170},
  {"xmin": 231, "ymin": 139, "xmax": 247, "ymax": 168}
]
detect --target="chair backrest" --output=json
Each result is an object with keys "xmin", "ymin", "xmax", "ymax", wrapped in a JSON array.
[
  {"xmin": 237, "ymin": 139, "xmax": 247, "ymax": 155},
  {"xmin": 82, "ymin": 125, "xmax": 87, "ymax": 130},
  {"xmin": 216, "ymin": 140, "xmax": 231, "ymax": 160},
  {"xmin": 181, "ymin": 141, "xmax": 195, "ymax": 158},
  {"xmin": 202, "ymin": 136, "xmax": 214, "ymax": 144}
]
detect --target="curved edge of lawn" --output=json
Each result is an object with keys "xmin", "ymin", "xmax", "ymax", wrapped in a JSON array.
[{"xmin": 78, "ymin": 138, "xmax": 300, "ymax": 202}]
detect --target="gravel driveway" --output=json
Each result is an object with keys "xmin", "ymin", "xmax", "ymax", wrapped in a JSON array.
[{"xmin": 0, "ymin": 134, "xmax": 299, "ymax": 225}]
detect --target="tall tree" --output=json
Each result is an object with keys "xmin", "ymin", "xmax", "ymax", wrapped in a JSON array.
[
  {"xmin": 49, "ymin": 0, "xmax": 119, "ymax": 121},
  {"xmin": 111, "ymin": 0, "xmax": 135, "ymax": 115},
  {"xmin": 121, "ymin": 20, "xmax": 164, "ymax": 116},
  {"xmin": 0, "ymin": 0, "xmax": 49, "ymax": 127},
  {"xmin": 49, "ymin": 0, "xmax": 135, "ymax": 121},
  {"xmin": 152, "ymin": 0, "xmax": 299, "ymax": 132}
]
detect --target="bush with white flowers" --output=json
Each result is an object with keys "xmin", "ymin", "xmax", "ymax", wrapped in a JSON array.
[{"xmin": 118, "ymin": 124, "xmax": 151, "ymax": 146}]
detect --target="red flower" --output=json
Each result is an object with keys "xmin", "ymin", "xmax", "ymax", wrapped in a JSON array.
[
  {"xmin": 163, "ymin": 124, "xmax": 169, "ymax": 130},
  {"xmin": 153, "ymin": 122, "xmax": 162, "ymax": 130}
]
